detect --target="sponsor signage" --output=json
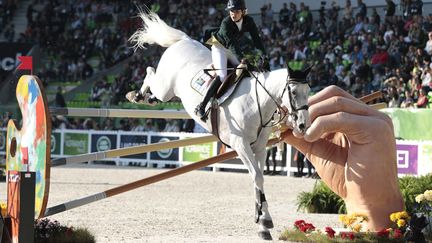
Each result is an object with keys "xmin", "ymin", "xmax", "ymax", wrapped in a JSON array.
[
  {"xmin": 396, "ymin": 144, "xmax": 418, "ymax": 175},
  {"xmin": 182, "ymin": 141, "xmax": 214, "ymax": 162},
  {"xmin": 63, "ymin": 133, "xmax": 88, "ymax": 155},
  {"xmin": 91, "ymin": 134, "xmax": 117, "ymax": 152},
  {"xmin": 50, "ymin": 131, "xmax": 61, "ymax": 155},
  {"xmin": 0, "ymin": 129, "xmax": 5, "ymax": 154},
  {"xmin": 119, "ymin": 134, "xmax": 148, "ymax": 159},
  {"xmin": 0, "ymin": 43, "xmax": 32, "ymax": 78},
  {"xmin": 150, "ymin": 136, "xmax": 179, "ymax": 161}
]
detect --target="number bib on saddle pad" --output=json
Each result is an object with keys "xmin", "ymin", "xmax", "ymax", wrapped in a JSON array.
[{"xmin": 190, "ymin": 67, "xmax": 216, "ymax": 96}]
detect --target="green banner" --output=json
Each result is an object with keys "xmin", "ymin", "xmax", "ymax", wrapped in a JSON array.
[
  {"xmin": 50, "ymin": 131, "xmax": 61, "ymax": 155},
  {"xmin": 64, "ymin": 133, "xmax": 88, "ymax": 155},
  {"xmin": 0, "ymin": 129, "xmax": 5, "ymax": 153},
  {"xmin": 382, "ymin": 108, "xmax": 432, "ymax": 141},
  {"xmin": 182, "ymin": 142, "xmax": 214, "ymax": 162}
]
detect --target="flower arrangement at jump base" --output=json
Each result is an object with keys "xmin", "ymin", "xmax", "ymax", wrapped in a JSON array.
[
  {"xmin": 279, "ymin": 210, "xmax": 430, "ymax": 242},
  {"xmin": 415, "ymin": 190, "xmax": 432, "ymax": 233}
]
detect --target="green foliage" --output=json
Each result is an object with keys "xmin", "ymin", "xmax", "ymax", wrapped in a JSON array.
[
  {"xmin": 296, "ymin": 180, "xmax": 346, "ymax": 214},
  {"xmin": 35, "ymin": 218, "xmax": 95, "ymax": 243},
  {"xmin": 399, "ymin": 174, "xmax": 432, "ymax": 213},
  {"xmin": 296, "ymin": 174, "xmax": 432, "ymax": 214}
]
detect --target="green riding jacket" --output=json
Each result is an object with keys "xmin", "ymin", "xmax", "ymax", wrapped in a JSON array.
[{"xmin": 213, "ymin": 15, "xmax": 266, "ymax": 60}]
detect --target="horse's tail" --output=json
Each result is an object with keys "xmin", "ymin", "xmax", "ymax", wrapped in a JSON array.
[{"xmin": 129, "ymin": 10, "xmax": 190, "ymax": 49}]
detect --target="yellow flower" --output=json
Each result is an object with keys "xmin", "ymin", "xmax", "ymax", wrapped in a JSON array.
[
  {"xmin": 399, "ymin": 211, "xmax": 409, "ymax": 219},
  {"xmin": 397, "ymin": 219, "xmax": 406, "ymax": 228},
  {"xmin": 424, "ymin": 190, "xmax": 432, "ymax": 201},
  {"xmin": 339, "ymin": 215, "xmax": 347, "ymax": 225},
  {"xmin": 0, "ymin": 202, "xmax": 6, "ymax": 217},
  {"xmin": 352, "ymin": 224, "xmax": 362, "ymax": 232},
  {"xmin": 415, "ymin": 194, "xmax": 424, "ymax": 203},
  {"xmin": 390, "ymin": 213, "xmax": 397, "ymax": 222}
]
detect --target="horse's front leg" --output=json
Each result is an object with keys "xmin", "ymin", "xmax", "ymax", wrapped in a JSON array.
[
  {"xmin": 126, "ymin": 66, "xmax": 158, "ymax": 105},
  {"xmin": 254, "ymin": 145, "xmax": 274, "ymax": 229},
  {"xmin": 230, "ymin": 135, "xmax": 273, "ymax": 241},
  {"xmin": 253, "ymin": 129, "xmax": 274, "ymax": 230}
]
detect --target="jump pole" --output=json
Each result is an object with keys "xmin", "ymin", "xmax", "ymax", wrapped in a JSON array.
[
  {"xmin": 50, "ymin": 91, "xmax": 382, "ymax": 119},
  {"xmin": 44, "ymin": 136, "xmax": 282, "ymax": 217},
  {"xmin": 359, "ymin": 91, "xmax": 382, "ymax": 103},
  {"xmin": 51, "ymin": 135, "xmax": 217, "ymax": 166},
  {"xmin": 50, "ymin": 107, "xmax": 191, "ymax": 119}
]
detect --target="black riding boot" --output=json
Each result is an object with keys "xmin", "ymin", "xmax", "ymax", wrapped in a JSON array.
[{"xmin": 194, "ymin": 76, "xmax": 222, "ymax": 121}]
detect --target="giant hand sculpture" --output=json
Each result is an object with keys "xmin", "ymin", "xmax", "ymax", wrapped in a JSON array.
[{"xmin": 282, "ymin": 85, "xmax": 404, "ymax": 231}]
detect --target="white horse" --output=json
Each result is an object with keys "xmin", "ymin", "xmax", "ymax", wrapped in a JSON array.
[{"xmin": 127, "ymin": 11, "xmax": 310, "ymax": 240}]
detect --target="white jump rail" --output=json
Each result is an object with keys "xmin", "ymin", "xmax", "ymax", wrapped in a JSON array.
[{"xmin": 50, "ymin": 107, "xmax": 191, "ymax": 119}]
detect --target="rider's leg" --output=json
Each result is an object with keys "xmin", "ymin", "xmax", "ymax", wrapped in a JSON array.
[
  {"xmin": 212, "ymin": 44, "xmax": 228, "ymax": 80},
  {"xmin": 194, "ymin": 44, "xmax": 227, "ymax": 120},
  {"xmin": 194, "ymin": 76, "xmax": 222, "ymax": 120}
]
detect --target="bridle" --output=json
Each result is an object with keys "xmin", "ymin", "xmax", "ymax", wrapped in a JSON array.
[
  {"xmin": 281, "ymin": 77, "xmax": 310, "ymax": 122},
  {"xmin": 251, "ymin": 72, "xmax": 309, "ymax": 128}
]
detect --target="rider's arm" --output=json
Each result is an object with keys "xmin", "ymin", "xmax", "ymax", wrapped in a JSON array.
[
  {"xmin": 217, "ymin": 17, "xmax": 243, "ymax": 58},
  {"xmin": 243, "ymin": 15, "xmax": 266, "ymax": 55}
]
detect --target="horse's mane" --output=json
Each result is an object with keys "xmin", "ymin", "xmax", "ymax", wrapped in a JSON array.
[{"xmin": 129, "ymin": 10, "xmax": 190, "ymax": 50}]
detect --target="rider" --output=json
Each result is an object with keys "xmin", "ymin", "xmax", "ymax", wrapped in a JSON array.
[{"xmin": 194, "ymin": 0, "xmax": 268, "ymax": 121}]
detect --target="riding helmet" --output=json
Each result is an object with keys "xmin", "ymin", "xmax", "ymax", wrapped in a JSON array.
[{"xmin": 226, "ymin": 0, "xmax": 246, "ymax": 10}]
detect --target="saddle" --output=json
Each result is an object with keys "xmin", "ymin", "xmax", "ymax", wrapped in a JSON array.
[{"xmin": 211, "ymin": 63, "xmax": 249, "ymax": 147}]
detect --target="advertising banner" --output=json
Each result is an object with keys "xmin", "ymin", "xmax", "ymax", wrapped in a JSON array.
[
  {"xmin": 50, "ymin": 131, "xmax": 61, "ymax": 156},
  {"xmin": 63, "ymin": 133, "xmax": 88, "ymax": 155},
  {"xmin": 382, "ymin": 109, "xmax": 432, "ymax": 141},
  {"xmin": 150, "ymin": 136, "xmax": 179, "ymax": 161},
  {"xmin": 0, "ymin": 129, "xmax": 5, "ymax": 154},
  {"xmin": 119, "ymin": 134, "xmax": 147, "ymax": 159},
  {"xmin": 396, "ymin": 144, "xmax": 418, "ymax": 175},
  {"xmin": 0, "ymin": 43, "xmax": 33, "ymax": 80},
  {"xmin": 182, "ymin": 140, "xmax": 214, "ymax": 162},
  {"xmin": 91, "ymin": 134, "xmax": 117, "ymax": 152}
]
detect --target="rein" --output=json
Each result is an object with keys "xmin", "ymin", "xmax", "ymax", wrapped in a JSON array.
[
  {"xmin": 283, "ymin": 77, "xmax": 310, "ymax": 122},
  {"xmin": 249, "ymin": 71, "xmax": 309, "ymax": 129}
]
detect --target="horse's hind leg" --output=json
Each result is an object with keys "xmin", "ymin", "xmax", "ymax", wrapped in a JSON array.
[
  {"xmin": 230, "ymin": 135, "xmax": 273, "ymax": 240},
  {"xmin": 126, "ymin": 66, "xmax": 157, "ymax": 105}
]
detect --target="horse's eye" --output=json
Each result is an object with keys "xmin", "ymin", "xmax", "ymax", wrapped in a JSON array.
[{"xmin": 292, "ymin": 91, "xmax": 297, "ymax": 96}]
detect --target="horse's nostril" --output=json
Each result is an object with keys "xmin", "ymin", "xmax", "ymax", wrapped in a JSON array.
[{"xmin": 299, "ymin": 124, "xmax": 305, "ymax": 131}]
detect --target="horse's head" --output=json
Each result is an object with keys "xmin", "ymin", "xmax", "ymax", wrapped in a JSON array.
[{"xmin": 282, "ymin": 66, "xmax": 311, "ymax": 135}]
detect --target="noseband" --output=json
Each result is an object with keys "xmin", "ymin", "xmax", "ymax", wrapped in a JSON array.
[
  {"xmin": 281, "ymin": 77, "xmax": 309, "ymax": 121},
  {"xmin": 251, "ymin": 71, "xmax": 309, "ymax": 128}
]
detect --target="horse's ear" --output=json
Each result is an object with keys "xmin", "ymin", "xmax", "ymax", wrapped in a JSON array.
[
  {"xmin": 302, "ymin": 66, "xmax": 312, "ymax": 75},
  {"xmin": 287, "ymin": 66, "xmax": 294, "ymax": 75}
]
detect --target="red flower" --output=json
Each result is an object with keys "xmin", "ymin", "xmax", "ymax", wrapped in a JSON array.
[
  {"xmin": 377, "ymin": 228, "xmax": 390, "ymax": 238},
  {"xmin": 393, "ymin": 229, "xmax": 403, "ymax": 239},
  {"xmin": 341, "ymin": 232, "xmax": 347, "ymax": 239},
  {"xmin": 294, "ymin": 220, "xmax": 305, "ymax": 228},
  {"xmin": 325, "ymin": 227, "xmax": 336, "ymax": 238},
  {"xmin": 294, "ymin": 220, "xmax": 315, "ymax": 233},
  {"xmin": 340, "ymin": 232, "xmax": 355, "ymax": 240}
]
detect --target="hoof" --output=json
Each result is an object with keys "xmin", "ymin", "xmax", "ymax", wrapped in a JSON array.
[
  {"xmin": 261, "ymin": 219, "xmax": 274, "ymax": 229},
  {"xmin": 126, "ymin": 91, "xmax": 142, "ymax": 104},
  {"xmin": 126, "ymin": 91, "xmax": 156, "ymax": 105},
  {"xmin": 258, "ymin": 231, "xmax": 272, "ymax": 241}
]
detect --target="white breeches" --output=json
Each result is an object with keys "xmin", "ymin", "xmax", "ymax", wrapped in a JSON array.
[{"xmin": 211, "ymin": 44, "xmax": 240, "ymax": 81}]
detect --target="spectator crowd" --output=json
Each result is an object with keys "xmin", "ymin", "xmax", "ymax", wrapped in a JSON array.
[{"xmin": 1, "ymin": 0, "xmax": 431, "ymax": 132}]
